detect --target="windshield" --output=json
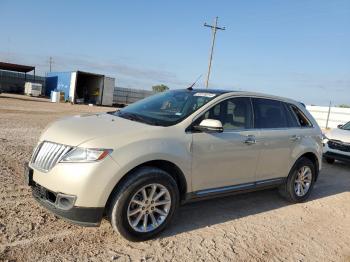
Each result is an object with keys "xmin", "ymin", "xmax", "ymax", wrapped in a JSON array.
[
  {"xmin": 341, "ymin": 121, "xmax": 350, "ymax": 130},
  {"xmin": 114, "ymin": 90, "xmax": 219, "ymax": 126}
]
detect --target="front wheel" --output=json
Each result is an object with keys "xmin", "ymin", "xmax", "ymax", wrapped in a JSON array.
[
  {"xmin": 107, "ymin": 167, "xmax": 179, "ymax": 241},
  {"xmin": 279, "ymin": 157, "xmax": 315, "ymax": 203}
]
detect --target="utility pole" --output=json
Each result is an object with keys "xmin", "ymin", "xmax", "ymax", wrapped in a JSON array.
[
  {"xmin": 326, "ymin": 101, "xmax": 332, "ymax": 129},
  {"xmin": 204, "ymin": 16, "xmax": 225, "ymax": 89},
  {"xmin": 49, "ymin": 56, "xmax": 53, "ymax": 72}
]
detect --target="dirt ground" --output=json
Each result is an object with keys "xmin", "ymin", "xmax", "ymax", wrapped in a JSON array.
[{"xmin": 0, "ymin": 94, "xmax": 349, "ymax": 262}]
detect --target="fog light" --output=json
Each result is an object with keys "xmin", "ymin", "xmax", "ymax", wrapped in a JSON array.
[{"xmin": 55, "ymin": 193, "xmax": 76, "ymax": 210}]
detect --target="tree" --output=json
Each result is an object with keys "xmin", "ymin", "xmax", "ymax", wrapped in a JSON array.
[
  {"xmin": 338, "ymin": 104, "xmax": 350, "ymax": 108},
  {"xmin": 152, "ymin": 84, "xmax": 169, "ymax": 93}
]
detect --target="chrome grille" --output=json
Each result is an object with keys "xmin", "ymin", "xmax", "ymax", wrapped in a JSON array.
[{"xmin": 31, "ymin": 141, "xmax": 72, "ymax": 172}]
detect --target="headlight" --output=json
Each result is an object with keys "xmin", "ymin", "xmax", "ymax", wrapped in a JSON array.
[{"xmin": 60, "ymin": 148, "xmax": 113, "ymax": 163}]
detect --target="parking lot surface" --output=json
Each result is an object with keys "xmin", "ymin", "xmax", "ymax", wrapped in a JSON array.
[{"xmin": 1, "ymin": 94, "xmax": 350, "ymax": 261}]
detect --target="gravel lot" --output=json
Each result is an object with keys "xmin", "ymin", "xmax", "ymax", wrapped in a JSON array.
[{"xmin": 1, "ymin": 94, "xmax": 350, "ymax": 262}]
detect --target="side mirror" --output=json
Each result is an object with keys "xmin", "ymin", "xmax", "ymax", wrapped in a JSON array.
[
  {"xmin": 337, "ymin": 124, "xmax": 343, "ymax": 129},
  {"xmin": 194, "ymin": 119, "xmax": 223, "ymax": 133}
]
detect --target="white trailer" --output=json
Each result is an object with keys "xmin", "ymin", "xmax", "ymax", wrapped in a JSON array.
[
  {"xmin": 70, "ymin": 72, "xmax": 115, "ymax": 106},
  {"xmin": 24, "ymin": 82, "xmax": 42, "ymax": 97}
]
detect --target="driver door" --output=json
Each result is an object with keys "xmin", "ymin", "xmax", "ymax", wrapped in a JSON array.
[{"xmin": 191, "ymin": 97, "xmax": 261, "ymax": 193}]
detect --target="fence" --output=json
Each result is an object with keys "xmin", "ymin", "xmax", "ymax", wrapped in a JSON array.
[
  {"xmin": 306, "ymin": 105, "xmax": 350, "ymax": 129},
  {"xmin": 113, "ymin": 87, "xmax": 154, "ymax": 105},
  {"xmin": 0, "ymin": 70, "xmax": 46, "ymax": 94}
]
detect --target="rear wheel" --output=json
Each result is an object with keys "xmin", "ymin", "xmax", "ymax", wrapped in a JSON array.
[
  {"xmin": 279, "ymin": 157, "xmax": 315, "ymax": 203},
  {"xmin": 107, "ymin": 167, "xmax": 179, "ymax": 241},
  {"xmin": 325, "ymin": 157, "xmax": 335, "ymax": 164}
]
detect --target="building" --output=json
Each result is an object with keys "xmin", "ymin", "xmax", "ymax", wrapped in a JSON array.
[
  {"xmin": 0, "ymin": 62, "xmax": 45, "ymax": 93},
  {"xmin": 46, "ymin": 71, "xmax": 115, "ymax": 106},
  {"xmin": 0, "ymin": 61, "xmax": 154, "ymax": 107}
]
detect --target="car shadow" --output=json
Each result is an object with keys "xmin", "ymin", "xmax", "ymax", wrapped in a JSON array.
[{"xmin": 160, "ymin": 161, "xmax": 350, "ymax": 238}]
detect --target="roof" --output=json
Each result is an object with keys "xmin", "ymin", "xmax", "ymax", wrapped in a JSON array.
[
  {"xmin": 47, "ymin": 70, "xmax": 105, "ymax": 77},
  {"xmin": 179, "ymin": 88, "xmax": 300, "ymax": 104},
  {"xmin": 0, "ymin": 62, "xmax": 35, "ymax": 73}
]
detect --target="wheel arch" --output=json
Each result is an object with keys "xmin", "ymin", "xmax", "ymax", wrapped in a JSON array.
[
  {"xmin": 296, "ymin": 152, "xmax": 320, "ymax": 181},
  {"xmin": 105, "ymin": 160, "xmax": 188, "ymax": 210}
]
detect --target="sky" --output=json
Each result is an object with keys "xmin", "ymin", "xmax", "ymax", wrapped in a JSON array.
[{"xmin": 0, "ymin": 0, "xmax": 349, "ymax": 106}]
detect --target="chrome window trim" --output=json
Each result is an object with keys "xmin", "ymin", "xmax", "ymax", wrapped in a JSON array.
[{"xmin": 187, "ymin": 94, "xmax": 316, "ymax": 133}]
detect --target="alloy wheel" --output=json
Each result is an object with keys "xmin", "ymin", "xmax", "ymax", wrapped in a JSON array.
[
  {"xmin": 127, "ymin": 183, "xmax": 171, "ymax": 232},
  {"xmin": 294, "ymin": 166, "xmax": 312, "ymax": 197}
]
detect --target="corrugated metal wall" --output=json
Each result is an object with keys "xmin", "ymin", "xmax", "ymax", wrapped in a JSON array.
[{"xmin": 113, "ymin": 87, "xmax": 154, "ymax": 105}]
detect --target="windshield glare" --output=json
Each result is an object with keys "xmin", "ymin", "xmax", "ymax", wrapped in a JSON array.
[{"xmin": 116, "ymin": 90, "xmax": 218, "ymax": 126}]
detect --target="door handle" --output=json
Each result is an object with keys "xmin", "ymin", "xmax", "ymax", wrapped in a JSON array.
[
  {"xmin": 244, "ymin": 135, "xmax": 256, "ymax": 145},
  {"xmin": 290, "ymin": 135, "xmax": 301, "ymax": 142}
]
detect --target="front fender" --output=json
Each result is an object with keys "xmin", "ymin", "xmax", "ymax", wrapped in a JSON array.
[{"xmin": 98, "ymin": 136, "xmax": 192, "ymax": 207}]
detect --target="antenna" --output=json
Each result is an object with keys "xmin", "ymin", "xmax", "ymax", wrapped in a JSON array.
[{"xmin": 187, "ymin": 74, "xmax": 203, "ymax": 90}]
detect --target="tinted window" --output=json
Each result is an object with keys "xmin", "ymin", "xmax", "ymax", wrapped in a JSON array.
[
  {"xmin": 116, "ymin": 90, "xmax": 219, "ymax": 126},
  {"xmin": 196, "ymin": 97, "xmax": 253, "ymax": 130},
  {"xmin": 283, "ymin": 103, "xmax": 300, "ymax": 127},
  {"xmin": 222, "ymin": 98, "xmax": 253, "ymax": 130},
  {"xmin": 252, "ymin": 98, "xmax": 288, "ymax": 128},
  {"xmin": 290, "ymin": 105, "xmax": 313, "ymax": 127}
]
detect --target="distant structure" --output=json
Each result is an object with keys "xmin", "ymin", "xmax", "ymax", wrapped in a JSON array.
[
  {"xmin": 0, "ymin": 62, "xmax": 45, "ymax": 93},
  {"xmin": 0, "ymin": 61, "xmax": 155, "ymax": 107},
  {"xmin": 203, "ymin": 17, "xmax": 226, "ymax": 89},
  {"xmin": 46, "ymin": 71, "xmax": 115, "ymax": 106}
]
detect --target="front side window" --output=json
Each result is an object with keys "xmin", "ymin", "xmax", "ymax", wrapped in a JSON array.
[
  {"xmin": 195, "ymin": 97, "xmax": 253, "ymax": 130},
  {"xmin": 252, "ymin": 98, "xmax": 288, "ymax": 128},
  {"xmin": 115, "ymin": 90, "xmax": 219, "ymax": 126}
]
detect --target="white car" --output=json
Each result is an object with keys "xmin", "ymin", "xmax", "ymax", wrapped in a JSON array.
[{"xmin": 323, "ymin": 121, "xmax": 350, "ymax": 163}]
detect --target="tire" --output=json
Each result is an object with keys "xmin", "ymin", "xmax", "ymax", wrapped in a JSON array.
[
  {"xmin": 279, "ymin": 157, "xmax": 316, "ymax": 203},
  {"xmin": 107, "ymin": 167, "xmax": 179, "ymax": 241},
  {"xmin": 325, "ymin": 157, "xmax": 335, "ymax": 164}
]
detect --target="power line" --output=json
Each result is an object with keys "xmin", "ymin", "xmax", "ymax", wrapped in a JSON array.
[{"xmin": 204, "ymin": 16, "xmax": 225, "ymax": 89}]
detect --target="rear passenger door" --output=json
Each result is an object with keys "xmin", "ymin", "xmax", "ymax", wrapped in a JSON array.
[{"xmin": 252, "ymin": 98, "xmax": 299, "ymax": 181}]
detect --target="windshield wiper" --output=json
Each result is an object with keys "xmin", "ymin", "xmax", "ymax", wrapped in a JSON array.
[{"xmin": 117, "ymin": 112, "xmax": 161, "ymax": 126}]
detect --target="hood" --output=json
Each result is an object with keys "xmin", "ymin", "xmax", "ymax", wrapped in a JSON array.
[
  {"xmin": 326, "ymin": 128, "xmax": 350, "ymax": 143},
  {"xmin": 40, "ymin": 113, "xmax": 155, "ymax": 147}
]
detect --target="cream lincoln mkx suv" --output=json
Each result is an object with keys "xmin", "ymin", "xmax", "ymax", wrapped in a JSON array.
[{"xmin": 26, "ymin": 89, "xmax": 322, "ymax": 241}]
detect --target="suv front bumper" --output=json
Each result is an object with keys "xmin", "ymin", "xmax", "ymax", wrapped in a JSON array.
[
  {"xmin": 25, "ymin": 164, "xmax": 104, "ymax": 226},
  {"xmin": 323, "ymin": 141, "xmax": 350, "ymax": 163},
  {"xmin": 324, "ymin": 151, "xmax": 350, "ymax": 162}
]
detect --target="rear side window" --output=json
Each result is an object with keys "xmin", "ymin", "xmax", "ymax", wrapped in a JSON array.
[
  {"xmin": 252, "ymin": 98, "xmax": 288, "ymax": 128},
  {"xmin": 290, "ymin": 104, "xmax": 313, "ymax": 127},
  {"xmin": 283, "ymin": 103, "xmax": 300, "ymax": 127}
]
